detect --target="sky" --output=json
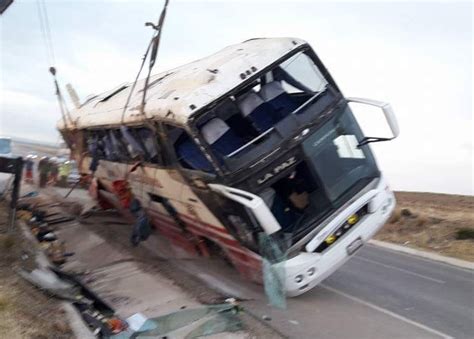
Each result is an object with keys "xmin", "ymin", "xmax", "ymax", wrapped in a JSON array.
[{"xmin": 0, "ymin": 0, "xmax": 472, "ymax": 195}]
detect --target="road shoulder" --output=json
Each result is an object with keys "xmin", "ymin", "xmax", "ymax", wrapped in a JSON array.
[{"xmin": 369, "ymin": 239, "xmax": 474, "ymax": 270}]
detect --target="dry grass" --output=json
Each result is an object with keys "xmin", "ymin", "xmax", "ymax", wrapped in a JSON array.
[
  {"xmin": 0, "ymin": 295, "xmax": 10, "ymax": 311},
  {"xmin": 376, "ymin": 192, "xmax": 474, "ymax": 262},
  {"xmin": 0, "ymin": 203, "xmax": 73, "ymax": 339},
  {"xmin": 0, "ymin": 234, "xmax": 15, "ymax": 250}
]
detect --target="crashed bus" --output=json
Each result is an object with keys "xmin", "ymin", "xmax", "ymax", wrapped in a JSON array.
[{"xmin": 59, "ymin": 38, "xmax": 399, "ymax": 296}]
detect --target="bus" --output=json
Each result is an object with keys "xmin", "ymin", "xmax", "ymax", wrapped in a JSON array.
[
  {"xmin": 58, "ymin": 38, "xmax": 399, "ymax": 296},
  {"xmin": 0, "ymin": 137, "xmax": 13, "ymax": 158}
]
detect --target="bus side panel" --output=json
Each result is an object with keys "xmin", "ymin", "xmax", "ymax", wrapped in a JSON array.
[{"xmin": 87, "ymin": 160, "xmax": 264, "ymax": 284}]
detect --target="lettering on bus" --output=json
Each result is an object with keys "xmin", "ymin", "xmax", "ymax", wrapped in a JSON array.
[{"xmin": 256, "ymin": 156, "xmax": 297, "ymax": 185}]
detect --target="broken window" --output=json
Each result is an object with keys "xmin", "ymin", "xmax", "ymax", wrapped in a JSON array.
[
  {"xmin": 199, "ymin": 118, "xmax": 246, "ymax": 160},
  {"xmin": 135, "ymin": 127, "xmax": 163, "ymax": 164},
  {"xmin": 166, "ymin": 124, "xmax": 215, "ymax": 173},
  {"xmin": 264, "ymin": 161, "xmax": 331, "ymax": 243},
  {"xmin": 86, "ymin": 131, "xmax": 105, "ymax": 160},
  {"xmin": 109, "ymin": 129, "xmax": 130, "ymax": 162},
  {"xmin": 192, "ymin": 50, "xmax": 335, "ymax": 174},
  {"xmin": 120, "ymin": 304, "xmax": 242, "ymax": 338},
  {"xmin": 120, "ymin": 126, "xmax": 146, "ymax": 160}
]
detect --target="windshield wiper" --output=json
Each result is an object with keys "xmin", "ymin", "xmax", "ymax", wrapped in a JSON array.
[{"xmin": 358, "ymin": 137, "xmax": 392, "ymax": 147}]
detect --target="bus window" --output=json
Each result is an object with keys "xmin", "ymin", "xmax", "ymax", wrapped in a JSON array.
[
  {"xmin": 135, "ymin": 127, "xmax": 163, "ymax": 165},
  {"xmin": 119, "ymin": 126, "xmax": 145, "ymax": 160},
  {"xmin": 237, "ymin": 87, "xmax": 279, "ymax": 133},
  {"xmin": 101, "ymin": 131, "xmax": 117, "ymax": 161},
  {"xmin": 275, "ymin": 52, "xmax": 326, "ymax": 95},
  {"xmin": 193, "ymin": 51, "xmax": 333, "ymax": 173},
  {"xmin": 200, "ymin": 118, "xmax": 245, "ymax": 160},
  {"xmin": 109, "ymin": 129, "xmax": 129, "ymax": 161},
  {"xmin": 166, "ymin": 125, "xmax": 215, "ymax": 173},
  {"xmin": 86, "ymin": 132, "xmax": 105, "ymax": 159}
]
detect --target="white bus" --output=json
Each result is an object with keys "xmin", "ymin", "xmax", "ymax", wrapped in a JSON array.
[{"xmin": 59, "ymin": 38, "xmax": 398, "ymax": 296}]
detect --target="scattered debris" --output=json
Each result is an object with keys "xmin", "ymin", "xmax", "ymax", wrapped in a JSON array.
[
  {"xmin": 114, "ymin": 303, "xmax": 243, "ymax": 338},
  {"xmin": 16, "ymin": 267, "xmax": 83, "ymax": 303}
]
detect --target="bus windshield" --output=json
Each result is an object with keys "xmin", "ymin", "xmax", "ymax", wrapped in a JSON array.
[
  {"xmin": 302, "ymin": 106, "xmax": 379, "ymax": 203},
  {"xmin": 255, "ymin": 106, "xmax": 379, "ymax": 243},
  {"xmin": 0, "ymin": 138, "xmax": 12, "ymax": 155},
  {"xmin": 194, "ymin": 49, "xmax": 339, "ymax": 173}
]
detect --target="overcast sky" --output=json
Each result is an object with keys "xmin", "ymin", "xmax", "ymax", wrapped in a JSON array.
[{"xmin": 0, "ymin": 0, "xmax": 472, "ymax": 195}]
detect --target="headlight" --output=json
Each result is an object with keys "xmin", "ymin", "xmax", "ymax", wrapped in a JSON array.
[
  {"xmin": 307, "ymin": 267, "xmax": 316, "ymax": 276},
  {"xmin": 348, "ymin": 214, "xmax": 359, "ymax": 225},
  {"xmin": 295, "ymin": 275, "xmax": 304, "ymax": 283},
  {"xmin": 325, "ymin": 234, "xmax": 336, "ymax": 244}
]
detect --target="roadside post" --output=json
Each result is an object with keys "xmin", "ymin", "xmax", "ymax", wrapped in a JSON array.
[{"xmin": 0, "ymin": 156, "xmax": 24, "ymax": 232}]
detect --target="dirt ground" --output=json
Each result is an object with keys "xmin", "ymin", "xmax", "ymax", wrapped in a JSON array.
[
  {"xmin": 0, "ymin": 203, "xmax": 73, "ymax": 339},
  {"xmin": 375, "ymin": 191, "xmax": 474, "ymax": 262}
]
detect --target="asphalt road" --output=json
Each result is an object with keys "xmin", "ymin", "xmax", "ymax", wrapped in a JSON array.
[
  {"xmin": 177, "ymin": 242, "xmax": 473, "ymax": 339},
  {"xmin": 325, "ymin": 244, "xmax": 474, "ymax": 339}
]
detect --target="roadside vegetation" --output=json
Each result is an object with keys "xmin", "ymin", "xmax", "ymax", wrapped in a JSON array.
[
  {"xmin": 0, "ymin": 203, "xmax": 72, "ymax": 339},
  {"xmin": 376, "ymin": 192, "xmax": 474, "ymax": 262}
]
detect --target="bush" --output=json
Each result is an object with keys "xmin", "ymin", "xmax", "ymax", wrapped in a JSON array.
[
  {"xmin": 401, "ymin": 208, "xmax": 413, "ymax": 217},
  {"xmin": 388, "ymin": 210, "xmax": 401, "ymax": 224},
  {"xmin": 456, "ymin": 228, "xmax": 474, "ymax": 240},
  {"xmin": 0, "ymin": 295, "xmax": 10, "ymax": 311},
  {"xmin": 416, "ymin": 216, "xmax": 428, "ymax": 227},
  {"xmin": 0, "ymin": 235, "xmax": 15, "ymax": 250}
]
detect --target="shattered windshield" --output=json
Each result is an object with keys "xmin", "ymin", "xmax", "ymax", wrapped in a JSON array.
[{"xmin": 192, "ymin": 50, "xmax": 337, "ymax": 173}]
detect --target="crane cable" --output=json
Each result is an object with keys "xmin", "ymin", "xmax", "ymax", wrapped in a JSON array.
[
  {"xmin": 36, "ymin": 0, "xmax": 74, "ymax": 128},
  {"xmin": 141, "ymin": 0, "xmax": 169, "ymax": 116},
  {"xmin": 36, "ymin": 0, "xmax": 55, "ymax": 65},
  {"xmin": 120, "ymin": 0, "xmax": 169, "ymax": 124}
]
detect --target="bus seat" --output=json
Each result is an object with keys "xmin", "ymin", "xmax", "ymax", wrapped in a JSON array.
[
  {"xmin": 237, "ymin": 91, "xmax": 278, "ymax": 132},
  {"xmin": 201, "ymin": 118, "xmax": 245, "ymax": 157},
  {"xmin": 260, "ymin": 81, "xmax": 299, "ymax": 118},
  {"xmin": 176, "ymin": 138, "xmax": 214, "ymax": 172}
]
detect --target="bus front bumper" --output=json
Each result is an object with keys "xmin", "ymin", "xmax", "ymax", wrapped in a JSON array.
[{"xmin": 283, "ymin": 179, "xmax": 396, "ymax": 297}]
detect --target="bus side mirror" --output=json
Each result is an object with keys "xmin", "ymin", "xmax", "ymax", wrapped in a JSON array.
[
  {"xmin": 346, "ymin": 97, "xmax": 400, "ymax": 145},
  {"xmin": 208, "ymin": 184, "xmax": 282, "ymax": 235}
]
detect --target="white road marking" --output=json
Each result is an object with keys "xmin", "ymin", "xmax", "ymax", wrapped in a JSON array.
[
  {"xmin": 354, "ymin": 255, "xmax": 446, "ymax": 284},
  {"xmin": 320, "ymin": 284, "xmax": 453, "ymax": 339}
]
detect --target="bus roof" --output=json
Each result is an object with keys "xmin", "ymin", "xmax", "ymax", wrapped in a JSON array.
[{"xmin": 58, "ymin": 37, "xmax": 307, "ymax": 130}]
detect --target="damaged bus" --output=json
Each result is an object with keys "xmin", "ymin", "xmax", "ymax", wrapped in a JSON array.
[{"xmin": 59, "ymin": 38, "xmax": 399, "ymax": 296}]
